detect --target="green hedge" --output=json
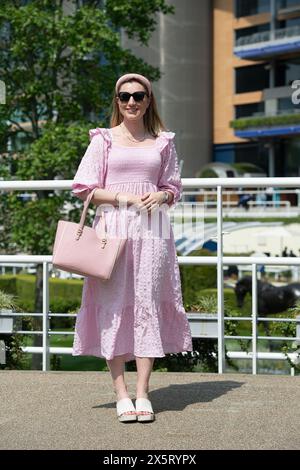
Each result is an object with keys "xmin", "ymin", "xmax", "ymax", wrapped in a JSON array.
[
  {"xmin": 0, "ymin": 274, "xmax": 83, "ymax": 313},
  {"xmin": 180, "ymin": 249, "xmax": 217, "ymax": 305},
  {"xmin": 230, "ymin": 113, "xmax": 300, "ymax": 130}
]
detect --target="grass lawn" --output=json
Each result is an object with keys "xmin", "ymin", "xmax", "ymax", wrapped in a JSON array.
[{"xmin": 55, "ymin": 354, "xmax": 108, "ymax": 371}]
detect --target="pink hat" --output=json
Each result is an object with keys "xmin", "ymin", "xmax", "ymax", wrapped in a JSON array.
[{"xmin": 115, "ymin": 73, "xmax": 152, "ymax": 96}]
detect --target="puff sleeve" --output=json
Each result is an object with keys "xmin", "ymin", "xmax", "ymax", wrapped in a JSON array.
[
  {"xmin": 157, "ymin": 134, "xmax": 183, "ymax": 208},
  {"xmin": 71, "ymin": 130, "xmax": 106, "ymax": 202}
]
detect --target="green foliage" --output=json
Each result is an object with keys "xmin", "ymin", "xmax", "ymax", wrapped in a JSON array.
[
  {"xmin": 0, "ymin": 0, "xmax": 171, "ymax": 136},
  {"xmin": 196, "ymin": 168, "xmax": 218, "ymax": 178},
  {"xmin": 269, "ymin": 303, "xmax": 300, "ymax": 373},
  {"xmin": 0, "ymin": 289, "xmax": 26, "ymax": 370},
  {"xmin": 0, "ymin": 334, "xmax": 27, "ymax": 370},
  {"xmin": 0, "ymin": 122, "xmax": 102, "ymax": 254},
  {"xmin": 230, "ymin": 113, "xmax": 300, "ymax": 130},
  {"xmin": 232, "ymin": 162, "xmax": 265, "ymax": 174},
  {"xmin": 126, "ymin": 342, "xmax": 218, "ymax": 373},
  {"xmin": 180, "ymin": 249, "xmax": 217, "ymax": 305},
  {"xmin": 155, "ymin": 340, "xmax": 218, "ymax": 373},
  {"xmin": 0, "ymin": 290, "xmax": 18, "ymax": 310},
  {"xmin": 105, "ymin": 0, "xmax": 175, "ymax": 45},
  {"xmin": 0, "ymin": 0, "xmax": 174, "ymax": 257},
  {"xmin": 0, "ymin": 274, "xmax": 82, "ymax": 314}
]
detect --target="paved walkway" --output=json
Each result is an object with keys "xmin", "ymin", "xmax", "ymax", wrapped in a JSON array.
[{"xmin": 0, "ymin": 371, "xmax": 300, "ymax": 450}]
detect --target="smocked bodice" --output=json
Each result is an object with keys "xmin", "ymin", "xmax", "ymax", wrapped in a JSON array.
[{"xmin": 105, "ymin": 143, "xmax": 162, "ymax": 186}]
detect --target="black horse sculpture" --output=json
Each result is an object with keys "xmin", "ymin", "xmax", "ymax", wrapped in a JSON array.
[
  {"xmin": 235, "ymin": 276, "xmax": 300, "ymax": 315},
  {"xmin": 234, "ymin": 276, "xmax": 300, "ymax": 343}
]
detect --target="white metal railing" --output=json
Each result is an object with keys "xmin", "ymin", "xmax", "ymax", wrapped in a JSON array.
[
  {"xmin": 182, "ymin": 188, "xmax": 300, "ymax": 207},
  {"xmin": 235, "ymin": 24, "xmax": 300, "ymax": 47},
  {"xmin": 1, "ymin": 178, "xmax": 300, "ymax": 374}
]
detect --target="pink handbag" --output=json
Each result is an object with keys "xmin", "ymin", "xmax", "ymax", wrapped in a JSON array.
[{"xmin": 52, "ymin": 187, "xmax": 126, "ymax": 281}]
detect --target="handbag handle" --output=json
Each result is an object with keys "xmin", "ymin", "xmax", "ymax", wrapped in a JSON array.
[{"xmin": 76, "ymin": 187, "xmax": 107, "ymax": 240}]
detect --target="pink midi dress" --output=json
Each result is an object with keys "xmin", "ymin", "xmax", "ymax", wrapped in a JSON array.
[{"xmin": 71, "ymin": 127, "xmax": 193, "ymax": 363}]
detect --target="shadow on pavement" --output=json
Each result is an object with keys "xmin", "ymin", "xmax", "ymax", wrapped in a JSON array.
[{"xmin": 93, "ymin": 380, "xmax": 245, "ymax": 414}]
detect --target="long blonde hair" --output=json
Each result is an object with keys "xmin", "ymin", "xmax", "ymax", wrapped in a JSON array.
[{"xmin": 109, "ymin": 77, "xmax": 168, "ymax": 137}]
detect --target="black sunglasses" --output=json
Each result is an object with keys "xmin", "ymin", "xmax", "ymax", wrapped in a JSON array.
[{"xmin": 117, "ymin": 91, "xmax": 148, "ymax": 102}]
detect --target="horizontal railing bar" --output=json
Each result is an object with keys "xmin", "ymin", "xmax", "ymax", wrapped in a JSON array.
[
  {"xmin": 224, "ymin": 335, "xmax": 253, "ymax": 340},
  {"xmin": 256, "ymin": 318, "xmax": 300, "ymax": 323},
  {"xmin": 0, "ymin": 313, "xmax": 43, "ymax": 317},
  {"xmin": 22, "ymin": 347, "xmax": 74, "ymax": 354},
  {"xmin": 3, "ymin": 314, "xmax": 298, "ymax": 324},
  {"xmin": 1, "ymin": 255, "xmax": 300, "ymax": 266},
  {"xmin": 183, "ymin": 188, "xmax": 300, "ymax": 194},
  {"xmin": 0, "ymin": 312, "xmax": 77, "ymax": 318},
  {"xmin": 13, "ymin": 330, "xmax": 75, "ymax": 336},
  {"xmin": 1, "ymin": 177, "xmax": 300, "ymax": 190},
  {"xmin": 2, "ymin": 313, "xmax": 299, "ymax": 323},
  {"xmin": 224, "ymin": 317, "xmax": 252, "ymax": 321},
  {"xmin": 178, "ymin": 257, "xmax": 300, "ymax": 266},
  {"xmin": 224, "ymin": 317, "xmax": 300, "ymax": 323},
  {"xmin": 49, "ymin": 314, "xmax": 77, "ymax": 318},
  {"xmin": 0, "ymin": 255, "xmax": 53, "ymax": 262},
  {"xmin": 258, "ymin": 336, "xmax": 300, "ymax": 341},
  {"xmin": 20, "ymin": 346, "xmax": 300, "ymax": 362},
  {"xmin": 48, "ymin": 331, "xmax": 74, "ymax": 335},
  {"xmin": 187, "ymin": 314, "xmax": 217, "ymax": 320},
  {"xmin": 13, "ymin": 332, "xmax": 299, "ymax": 341},
  {"xmin": 226, "ymin": 352, "xmax": 299, "ymax": 360},
  {"xmin": 224, "ymin": 335, "xmax": 300, "ymax": 341},
  {"xmin": 14, "ymin": 331, "xmax": 41, "ymax": 335}
]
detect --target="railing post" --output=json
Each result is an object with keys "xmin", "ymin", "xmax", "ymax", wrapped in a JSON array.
[
  {"xmin": 217, "ymin": 185, "xmax": 225, "ymax": 374},
  {"xmin": 42, "ymin": 261, "xmax": 50, "ymax": 371},
  {"xmin": 252, "ymin": 264, "xmax": 258, "ymax": 375}
]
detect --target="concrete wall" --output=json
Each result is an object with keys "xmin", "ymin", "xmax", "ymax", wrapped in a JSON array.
[{"xmin": 120, "ymin": 0, "xmax": 212, "ymax": 177}]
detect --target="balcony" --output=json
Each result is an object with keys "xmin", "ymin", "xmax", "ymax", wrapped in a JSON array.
[
  {"xmin": 234, "ymin": 24, "xmax": 300, "ymax": 59},
  {"xmin": 230, "ymin": 109, "xmax": 300, "ymax": 138},
  {"xmin": 278, "ymin": 3, "xmax": 300, "ymax": 20}
]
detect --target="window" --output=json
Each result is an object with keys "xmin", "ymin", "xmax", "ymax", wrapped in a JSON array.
[
  {"xmin": 277, "ymin": 16, "xmax": 300, "ymax": 29},
  {"xmin": 278, "ymin": 0, "xmax": 300, "ymax": 9},
  {"xmin": 235, "ymin": 102, "xmax": 265, "ymax": 118},
  {"xmin": 235, "ymin": 142, "xmax": 269, "ymax": 175},
  {"xmin": 284, "ymin": 138, "xmax": 300, "ymax": 176},
  {"xmin": 235, "ymin": 64, "xmax": 269, "ymax": 93},
  {"xmin": 235, "ymin": 0, "xmax": 270, "ymax": 18},
  {"xmin": 275, "ymin": 58, "xmax": 300, "ymax": 86},
  {"xmin": 278, "ymin": 97, "xmax": 300, "ymax": 112}
]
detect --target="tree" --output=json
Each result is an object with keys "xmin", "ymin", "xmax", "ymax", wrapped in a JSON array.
[{"xmin": 0, "ymin": 0, "xmax": 175, "ymax": 369}]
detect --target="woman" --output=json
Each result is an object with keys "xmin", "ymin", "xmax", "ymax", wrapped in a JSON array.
[{"xmin": 71, "ymin": 73, "xmax": 193, "ymax": 423}]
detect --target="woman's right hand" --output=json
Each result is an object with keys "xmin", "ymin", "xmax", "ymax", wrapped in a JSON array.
[{"xmin": 117, "ymin": 192, "xmax": 143, "ymax": 208}]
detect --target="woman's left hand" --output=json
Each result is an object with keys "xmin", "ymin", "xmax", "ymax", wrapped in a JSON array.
[{"xmin": 140, "ymin": 191, "xmax": 165, "ymax": 212}]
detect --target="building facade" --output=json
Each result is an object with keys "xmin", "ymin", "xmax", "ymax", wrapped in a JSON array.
[
  {"xmin": 214, "ymin": 0, "xmax": 300, "ymax": 176},
  {"xmin": 121, "ymin": 0, "xmax": 212, "ymax": 178}
]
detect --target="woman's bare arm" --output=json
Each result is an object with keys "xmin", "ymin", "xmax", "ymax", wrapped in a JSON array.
[{"xmin": 91, "ymin": 188, "xmax": 141, "ymax": 207}]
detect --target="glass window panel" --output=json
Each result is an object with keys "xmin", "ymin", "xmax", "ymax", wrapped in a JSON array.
[
  {"xmin": 235, "ymin": 64, "xmax": 269, "ymax": 93},
  {"xmin": 235, "ymin": 102, "xmax": 265, "ymax": 118},
  {"xmin": 275, "ymin": 58, "xmax": 300, "ymax": 86},
  {"xmin": 235, "ymin": 0, "xmax": 270, "ymax": 18}
]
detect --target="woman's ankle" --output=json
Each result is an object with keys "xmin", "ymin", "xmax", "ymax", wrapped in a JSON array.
[
  {"xmin": 114, "ymin": 385, "xmax": 130, "ymax": 401},
  {"xmin": 136, "ymin": 385, "xmax": 149, "ymax": 399}
]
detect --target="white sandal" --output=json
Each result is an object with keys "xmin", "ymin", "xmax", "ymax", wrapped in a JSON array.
[
  {"xmin": 135, "ymin": 398, "xmax": 155, "ymax": 422},
  {"xmin": 116, "ymin": 397, "xmax": 137, "ymax": 423}
]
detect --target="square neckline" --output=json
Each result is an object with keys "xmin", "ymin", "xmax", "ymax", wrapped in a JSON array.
[{"xmin": 108, "ymin": 128, "xmax": 158, "ymax": 149}]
